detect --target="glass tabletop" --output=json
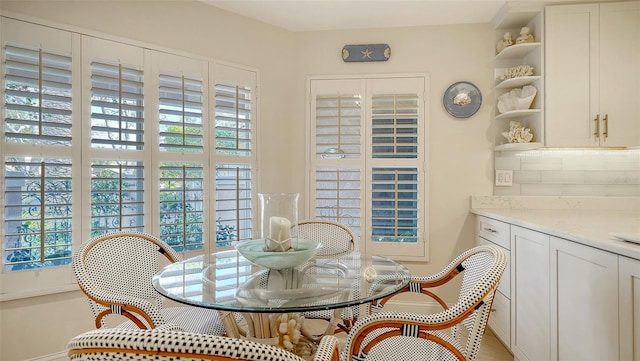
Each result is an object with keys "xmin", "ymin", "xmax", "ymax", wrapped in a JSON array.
[{"xmin": 152, "ymin": 250, "xmax": 411, "ymax": 313}]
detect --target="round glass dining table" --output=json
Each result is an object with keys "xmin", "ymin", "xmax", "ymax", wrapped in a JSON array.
[{"xmin": 152, "ymin": 249, "xmax": 410, "ymax": 354}]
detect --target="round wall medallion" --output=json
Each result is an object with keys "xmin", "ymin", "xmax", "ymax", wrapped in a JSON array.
[{"xmin": 443, "ymin": 81, "xmax": 482, "ymax": 118}]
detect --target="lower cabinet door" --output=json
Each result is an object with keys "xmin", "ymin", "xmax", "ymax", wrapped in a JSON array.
[
  {"xmin": 488, "ymin": 289, "xmax": 510, "ymax": 348},
  {"xmin": 551, "ymin": 237, "xmax": 619, "ymax": 360},
  {"xmin": 620, "ymin": 256, "xmax": 640, "ymax": 361},
  {"xmin": 511, "ymin": 226, "xmax": 550, "ymax": 361}
]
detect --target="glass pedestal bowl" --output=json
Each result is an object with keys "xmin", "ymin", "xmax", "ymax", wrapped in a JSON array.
[{"xmin": 235, "ymin": 239, "xmax": 322, "ymax": 270}]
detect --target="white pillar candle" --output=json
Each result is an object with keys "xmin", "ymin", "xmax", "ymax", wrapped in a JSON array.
[{"xmin": 269, "ymin": 216, "xmax": 291, "ymax": 241}]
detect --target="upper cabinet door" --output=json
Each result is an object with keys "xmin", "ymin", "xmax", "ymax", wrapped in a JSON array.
[
  {"xmin": 599, "ymin": 1, "xmax": 640, "ymax": 147},
  {"xmin": 545, "ymin": 1, "xmax": 640, "ymax": 147}
]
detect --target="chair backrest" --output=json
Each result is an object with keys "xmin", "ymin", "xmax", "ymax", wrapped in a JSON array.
[
  {"xmin": 67, "ymin": 327, "xmax": 310, "ymax": 361},
  {"xmin": 72, "ymin": 231, "xmax": 181, "ymax": 329},
  {"xmin": 451, "ymin": 245, "xmax": 507, "ymax": 358},
  {"xmin": 346, "ymin": 245, "xmax": 507, "ymax": 361},
  {"xmin": 297, "ymin": 220, "xmax": 358, "ymax": 256}
]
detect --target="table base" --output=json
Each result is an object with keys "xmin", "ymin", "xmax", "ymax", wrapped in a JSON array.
[{"xmin": 219, "ymin": 310, "xmax": 342, "ymax": 358}]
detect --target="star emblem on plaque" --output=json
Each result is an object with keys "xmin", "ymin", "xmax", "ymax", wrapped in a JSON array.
[{"xmin": 342, "ymin": 44, "xmax": 390, "ymax": 62}]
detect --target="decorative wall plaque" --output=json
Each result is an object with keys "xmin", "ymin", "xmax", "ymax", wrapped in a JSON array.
[
  {"xmin": 342, "ymin": 44, "xmax": 390, "ymax": 62},
  {"xmin": 443, "ymin": 81, "xmax": 482, "ymax": 119}
]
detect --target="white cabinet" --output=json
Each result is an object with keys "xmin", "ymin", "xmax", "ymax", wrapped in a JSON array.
[
  {"xmin": 510, "ymin": 226, "xmax": 550, "ymax": 361},
  {"xmin": 476, "ymin": 216, "xmax": 511, "ymax": 347},
  {"xmin": 476, "ymin": 213, "xmax": 640, "ymax": 360},
  {"xmin": 620, "ymin": 256, "xmax": 640, "ymax": 360},
  {"xmin": 545, "ymin": 1, "xmax": 640, "ymax": 147},
  {"xmin": 492, "ymin": 5, "xmax": 544, "ymax": 151},
  {"xmin": 550, "ymin": 237, "xmax": 619, "ymax": 360}
]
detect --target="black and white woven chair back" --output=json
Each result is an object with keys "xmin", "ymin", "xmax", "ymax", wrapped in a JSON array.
[
  {"xmin": 296, "ymin": 220, "xmax": 361, "ymax": 328},
  {"xmin": 73, "ymin": 231, "xmax": 179, "ymax": 328},
  {"xmin": 342, "ymin": 245, "xmax": 507, "ymax": 361},
  {"xmin": 72, "ymin": 231, "xmax": 226, "ymax": 335},
  {"xmin": 297, "ymin": 220, "xmax": 358, "ymax": 256},
  {"xmin": 67, "ymin": 327, "xmax": 340, "ymax": 361}
]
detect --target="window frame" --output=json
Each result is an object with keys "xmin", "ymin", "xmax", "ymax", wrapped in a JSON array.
[
  {"xmin": 0, "ymin": 16, "xmax": 259, "ymax": 299},
  {"xmin": 306, "ymin": 74, "xmax": 429, "ymax": 262}
]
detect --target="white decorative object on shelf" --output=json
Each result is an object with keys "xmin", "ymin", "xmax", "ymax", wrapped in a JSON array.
[
  {"xmin": 502, "ymin": 121, "xmax": 534, "ymax": 143},
  {"xmin": 496, "ymin": 31, "xmax": 514, "ymax": 54},
  {"xmin": 497, "ymin": 85, "xmax": 537, "ymax": 114},
  {"xmin": 516, "ymin": 26, "xmax": 535, "ymax": 44},
  {"xmin": 501, "ymin": 65, "xmax": 534, "ymax": 80}
]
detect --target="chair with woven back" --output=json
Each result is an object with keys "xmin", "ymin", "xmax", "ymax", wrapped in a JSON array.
[
  {"xmin": 67, "ymin": 325, "xmax": 341, "ymax": 361},
  {"xmin": 72, "ymin": 231, "xmax": 227, "ymax": 335},
  {"xmin": 342, "ymin": 244, "xmax": 507, "ymax": 361},
  {"xmin": 297, "ymin": 220, "xmax": 358, "ymax": 256},
  {"xmin": 295, "ymin": 220, "xmax": 361, "ymax": 334}
]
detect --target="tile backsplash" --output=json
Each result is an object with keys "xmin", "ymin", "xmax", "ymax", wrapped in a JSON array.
[{"xmin": 494, "ymin": 149, "xmax": 640, "ymax": 196}]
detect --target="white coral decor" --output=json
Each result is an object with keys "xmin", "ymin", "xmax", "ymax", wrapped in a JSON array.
[
  {"xmin": 497, "ymin": 85, "xmax": 537, "ymax": 113},
  {"xmin": 502, "ymin": 121, "xmax": 533, "ymax": 143}
]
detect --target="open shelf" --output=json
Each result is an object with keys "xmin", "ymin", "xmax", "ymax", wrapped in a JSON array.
[
  {"xmin": 492, "ymin": 6, "xmax": 544, "ymax": 153},
  {"xmin": 496, "ymin": 76, "xmax": 541, "ymax": 89},
  {"xmin": 495, "ymin": 142, "xmax": 543, "ymax": 151},
  {"xmin": 495, "ymin": 42, "xmax": 541, "ymax": 60},
  {"xmin": 496, "ymin": 109, "xmax": 541, "ymax": 120}
]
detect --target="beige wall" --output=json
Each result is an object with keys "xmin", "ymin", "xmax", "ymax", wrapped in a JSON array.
[
  {"xmin": 291, "ymin": 24, "xmax": 495, "ymax": 291},
  {"xmin": 0, "ymin": 1, "xmax": 495, "ymax": 359}
]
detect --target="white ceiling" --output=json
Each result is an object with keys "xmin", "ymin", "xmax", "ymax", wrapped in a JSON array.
[{"xmin": 202, "ymin": 0, "xmax": 512, "ymax": 32}]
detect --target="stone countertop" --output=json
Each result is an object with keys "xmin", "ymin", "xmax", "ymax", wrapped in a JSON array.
[{"xmin": 471, "ymin": 196, "xmax": 640, "ymax": 261}]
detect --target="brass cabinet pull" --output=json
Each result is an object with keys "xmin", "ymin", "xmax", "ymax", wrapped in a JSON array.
[
  {"xmin": 603, "ymin": 114, "xmax": 608, "ymax": 138},
  {"xmin": 594, "ymin": 114, "xmax": 600, "ymax": 138}
]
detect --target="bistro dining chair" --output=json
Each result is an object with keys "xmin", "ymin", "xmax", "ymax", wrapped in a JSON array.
[
  {"xmin": 72, "ymin": 231, "xmax": 227, "ymax": 335},
  {"xmin": 67, "ymin": 325, "xmax": 341, "ymax": 361},
  {"xmin": 297, "ymin": 220, "xmax": 358, "ymax": 256},
  {"xmin": 342, "ymin": 244, "xmax": 507, "ymax": 361},
  {"xmin": 296, "ymin": 220, "xmax": 360, "ymax": 333}
]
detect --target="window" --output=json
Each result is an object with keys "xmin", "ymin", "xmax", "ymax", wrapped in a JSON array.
[
  {"xmin": 151, "ymin": 51, "xmax": 207, "ymax": 253},
  {"xmin": 87, "ymin": 38, "xmax": 146, "ymax": 239},
  {"xmin": 308, "ymin": 76, "xmax": 428, "ymax": 261},
  {"xmin": 1, "ymin": 18, "xmax": 258, "ymax": 296},
  {"xmin": 1, "ymin": 20, "xmax": 80, "ymax": 293},
  {"xmin": 213, "ymin": 64, "xmax": 257, "ymax": 247}
]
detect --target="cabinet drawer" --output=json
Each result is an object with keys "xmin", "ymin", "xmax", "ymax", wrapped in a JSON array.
[
  {"xmin": 477, "ymin": 216, "xmax": 510, "ymax": 249},
  {"xmin": 488, "ymin": 289, "xmax": 511, "ymax": 348},
  {"xmin": 478, "ymin": 237, "xmax": 511, "ymax": 296}
]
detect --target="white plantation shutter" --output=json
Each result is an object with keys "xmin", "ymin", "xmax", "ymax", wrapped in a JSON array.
[
  {"xmin": 367, "ymin": 78, "xmax": 426, "ymax": 259},
  {"xmin": 2, "ymin": 20, "xmax": 81, "ymax": 292},
  {"xmin": 215, "ymin": 164, "xmax": 253, "ymax": 246},
  {"xmin": 90, "ymin": 60, "xmax": 144, "ymax": 150},
  {"xmin": 213, "ymin": 63, "xmax": 257, "ymax": 245},
  {"xmin": 309, "ymin": 76, "xmax": 428, "ymax": 260},
  {"xmin": 4, "ymin": 43, "xmax": 73, "ymax": 146},
  {"xmin": 370, "ymin": 167, "xmax": 419, "ymax": 243},
  {"xmin": 3, "ymin": 157, "xmax": 73, "ymax": 270},
  {"xmin": 159, "ymin": 162, "xmax": 204, "ymax": 252},
  {"xmin": 215, "ymin": 82, "xmax": 252, "ymax": 156},
  {"xmin": 158, "ymin": 73, "xmax": 204, "ymax": 153},
  {"xmin": 309, "ymin": 79, "xmax": 365, "ymax": 235},
  {"xmin": 85, "ymin": 38, "xmax": 147, "ymax": 239},
  {"xmin": 315, "ymin": 94, "xmax": 361, "ymax": 159},
  {"xmin": 152, "ymin": 52, "xmax": 208, "ymax": 253},
  {"xmin": 90, "ymin": 161, "xmax": 144, "ymax": 235},
  {"xmin": 1, "ymin": 18, "xmax": 261, "ymax": 296},
  {"xmin": 371, "ymin": 94, "xmax": 419, "ymax": 159},
  {"xmin": 313, "ymin": 167, "xmax": 361, "ymax": 235}
]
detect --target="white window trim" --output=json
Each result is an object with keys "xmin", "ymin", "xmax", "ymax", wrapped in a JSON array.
[
  {"xmin": 0, "ymin": 15, "xmax": 259, "ymax": 300},
  {"xmin": 306, "ymin": 74, "xmax": 429, "ymax": 262}
]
